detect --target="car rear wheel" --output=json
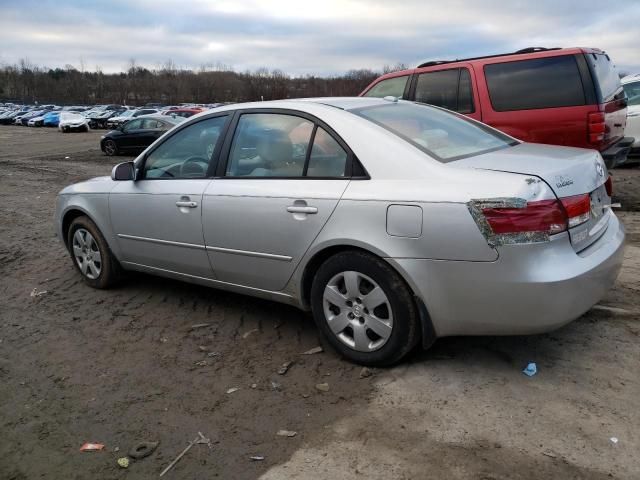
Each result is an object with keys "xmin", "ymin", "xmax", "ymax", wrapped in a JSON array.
[
  {"xmin": 310, "ymin": 250, "xmax": 420, "ymax": 366},
  {"xmin": 67, "ymin": 216, "xmax": 122, "ymax": 289},
  {"xmin": 103, "ymin": 139, "xmax": 118, "ymax": 156}
]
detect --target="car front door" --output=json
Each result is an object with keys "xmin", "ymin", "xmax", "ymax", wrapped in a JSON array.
[
  {"xmin": 109, "ymin": 115, "xmax": 230, "ymax": 278},
  {"xmin": 118, "ymin": 119, "xmax": 145, "ymax": 150},
  {"xmin": 202, "ymin": 111, "xmax": 351, "ymax": 291}
]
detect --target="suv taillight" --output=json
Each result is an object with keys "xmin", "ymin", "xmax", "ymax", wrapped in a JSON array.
[
  {"xmin": 588, "ymin": 112, "xmax": 606, "ymax": 144},
  {"xmin": 470, "ymin": 194, "xmax": 591, "ymax": 246}
]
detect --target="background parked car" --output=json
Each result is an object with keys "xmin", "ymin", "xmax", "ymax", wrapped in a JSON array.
[
  {"xmin": 161, "ymin": 107, "xmax": 204, "ymax": 119},
  {"xmin": 362, "ymin": 47, "xmax": 633, "ymax": 167},
  {"xmin": 42, "ymin": 111, "xmax": 61, "ymax": 127},
  {"xmin": 18, "ymin": 110, "xmax": 47, "ymax": 126},
  {"xmin": 100, "ymin": 115, "xmax": 180, "ymax": 155},
  {"xmin": 58, "ymin": 111, "xmax": 90, "ymax": 132},
  {"xmin": 622, "ymin": 74, "xmax": 640, "ymax": 157},
  {"xmin": 106, "ymin": 108, "xmax": 159, "ymax": 129}
]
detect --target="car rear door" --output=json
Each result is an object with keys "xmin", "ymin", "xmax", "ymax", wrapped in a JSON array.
[
  {"xmin": 109, "ymin": 115, "xmax": 230, "ymax": 278},
  {"xmin": 202, "ymin": 110, "xmax": 351, "ymax": 291}
]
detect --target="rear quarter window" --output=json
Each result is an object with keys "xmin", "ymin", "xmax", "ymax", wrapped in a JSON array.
[
  {"xmin": 363, "ymin": 76, "xmax": 409, "ymax": 98},
  {"xmin": 586, "ymin": 53, "xmax": 623, "ymax": 102},
  {"xmin": 484, "ymin": 55, "xmax": 586, "ymax": 111}
]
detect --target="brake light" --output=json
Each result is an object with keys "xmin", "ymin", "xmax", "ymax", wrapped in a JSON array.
[
  {"xmin": 560, "ymin": 194, "xmax": 591, "ymax": 228},
  {"xmin": 588, "ymin": 112, "xmax": 605, "ymax": 144},
  {"xmin": 470, "ymin": 194, "xmax": 592, "ymax": 246},
  {"xmin": 481, "ymin": 199, "xmax": 566, "ymax": 235},
  {"xmin": 605, "ymin": 175, "xmax": 613, "ymax": 197}
]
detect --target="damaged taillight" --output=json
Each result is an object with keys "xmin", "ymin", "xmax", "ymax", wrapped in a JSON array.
[
  {"xmin": 481, "ymin": 199, "xmax": 567, "ymax": 236},
  {"xmin": 469, "ymin": 193, "xmax": 592, "ymax": 246},
  {"xmin": 560, "ymin": 194, "xmax": 591, "ymax": 228}
]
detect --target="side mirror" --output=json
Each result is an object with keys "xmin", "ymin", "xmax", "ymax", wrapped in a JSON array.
[{"xmin": 111, "ymin": 161, "xmax": 135, "ymax": 181}]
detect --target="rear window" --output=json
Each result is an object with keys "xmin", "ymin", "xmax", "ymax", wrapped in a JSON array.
[
  {"xmin": 484, "ymin": 55, "xmax": 586, "ymax": 111},
  {"xmin": 354, "ymin": 102, "xmax": 517, "ymax": 162},
  {"xmin": 363, "ymin": 76, "xmax": 409, "ymax": 99},
  {"xmin": 586, "ymin": 53, "xmax": 622, "ymax": 102}
]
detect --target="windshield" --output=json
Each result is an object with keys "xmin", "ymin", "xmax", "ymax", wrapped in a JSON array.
[{"xmin": 354, "ymin": 102, "xmax": 517, "ymax": 162}]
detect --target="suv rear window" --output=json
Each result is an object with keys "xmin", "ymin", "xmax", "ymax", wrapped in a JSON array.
[
  {"xmin": 586, "ymin": 53, "xmax": 622, "ymax": 102},
  {"xmin": 484, "ymin": 55, "xmax": 586, "ymax": 111},
  {"xmin": 415, "ymin": 68, "xmax": 474, "ymax": 113},
  {"xmin": 363, "ymin": 76, "xmax": 408, "ymax": 99}
]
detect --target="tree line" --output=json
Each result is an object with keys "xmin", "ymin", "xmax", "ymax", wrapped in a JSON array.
[{"xmin": 0, "ymin": 59, "xmax": 408, "ymax": 105}]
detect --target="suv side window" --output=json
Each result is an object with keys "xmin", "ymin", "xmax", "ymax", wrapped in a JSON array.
[
  {"xmin": 143, "ymin": 116, "xmax": 228, "ymax": 179},
  {"xmin": 484, "ymin": 55, "xmax": 586, "ymax": 111},
  {"xmin": 364, "ymin": 76, "xmax": 409, "ymax": 99},
  {"xmin": 415, "ymin": 69, "xmax": 474, "ymax": 113}
]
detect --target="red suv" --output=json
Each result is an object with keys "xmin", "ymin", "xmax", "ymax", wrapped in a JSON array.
[{"xmin": 361, "ymin": 47, "xmax": 634, "ymax": 167}]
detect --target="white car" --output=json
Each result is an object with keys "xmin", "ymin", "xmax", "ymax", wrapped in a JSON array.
[
  {"xmin": 58, "ymin": 112, "xmax": 90, "ymax": 132},
  {"xmin": 622, "ymin": 74, "xmax": 640, "ymax": 156}
]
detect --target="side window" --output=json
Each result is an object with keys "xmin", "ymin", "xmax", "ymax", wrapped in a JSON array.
[
  {"xmin": 143, "ymin": 116, "xmax": 227, "ymax": 179},
  {"xmin": 458, "ymin": 68, "xmax": 474, "ymax": 113},
  {"xmin": 363, "ymin": 76, "xmax": 409, "ymax": 99},
  {"xmin": 623, "ymin": 81, "xmax": 640, "ymax": 106},
  {"xmin": 415, "ymin": 69, "xmax": 459, "ymax": 111},
  {"xmin": 226, "ymin": 114, "xmax": 314, "ymax": 177},
  {"xmin": 123, "ymin": 119, "xmax": 142, "ymax": 131},
  {"xmin": 484, "ymin": 55, "xmax": 586, "ymax": 111},
  {"xmin": 306, "ymin": 128, "xmax": 348, "ymax": 177},
  {"xmin": 142, "ymin": 119, "xmax": 162, "ymax": 129}
]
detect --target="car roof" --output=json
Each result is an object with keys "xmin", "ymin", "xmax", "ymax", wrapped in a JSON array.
[
  {"xmin": 136, "ymin": 114, "xmax": 181, "ymax": 124},
  {"xmin": 622, "ymin": 73, "xmax": 640, "ymax": 85}
]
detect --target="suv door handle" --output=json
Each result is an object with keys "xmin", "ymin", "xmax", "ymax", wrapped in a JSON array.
[
  {"xmin": 176, "ymin": 201, "xmax": 198, "ymax": 208},
  {"xmin": 287, "ymin": 205, "xmax": 318, "ymax": 214}
]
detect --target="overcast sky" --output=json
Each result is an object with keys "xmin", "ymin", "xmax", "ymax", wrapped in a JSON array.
[{"xmin": 1, "ymin": 0, "xmax": 639, "ymax": 75}]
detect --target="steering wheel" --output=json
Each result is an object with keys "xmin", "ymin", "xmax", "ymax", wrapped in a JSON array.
[{"xmin": 180, "ymin": 156, "xmax": 209, "ymax": 177}]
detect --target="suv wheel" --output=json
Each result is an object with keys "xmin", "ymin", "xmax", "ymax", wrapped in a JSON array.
[{"xmin": 310, "ymin": 250, "xmax": 420, "ymax": 366}]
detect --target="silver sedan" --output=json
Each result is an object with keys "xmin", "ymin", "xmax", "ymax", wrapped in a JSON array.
[{"xmin": 54, "ymin": 97, "xmax": 625, "ymax": 365}]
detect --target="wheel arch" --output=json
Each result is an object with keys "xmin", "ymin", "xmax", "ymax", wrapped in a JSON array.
[
  {"xmin": 61, "ymin": 208, "xmax": 91, "ymax": 248},
  {"xmin": 299, "ymin": 243, "xmax": 437, "ymax": 349}
]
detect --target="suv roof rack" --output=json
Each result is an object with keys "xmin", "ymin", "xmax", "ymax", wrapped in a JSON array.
[{"xmin": 416, "ymin": 47, "xmax": 561, "ymax": 69}]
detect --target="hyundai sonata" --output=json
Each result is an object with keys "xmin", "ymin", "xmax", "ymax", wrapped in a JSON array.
[{"xmin": 54, "ymin": 98, "xmax": 625, "ymax": 365}]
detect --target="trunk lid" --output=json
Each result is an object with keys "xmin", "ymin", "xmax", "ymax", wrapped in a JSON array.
[{"xmin": 452, "ymin": 143, "xmax": 611, "ymax": 252}]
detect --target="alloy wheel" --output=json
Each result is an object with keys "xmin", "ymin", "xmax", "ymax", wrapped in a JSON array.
[
  {"xmin": 104, "ymin": 140, "xmax": 117, "ymax": 156},
  {"xmin": 322, "ymin": 270, "xmax": 393, "ymax": 352},
  {"xmin": 72, "ymin": 228, "xmax": 102, "ymax": 279}
]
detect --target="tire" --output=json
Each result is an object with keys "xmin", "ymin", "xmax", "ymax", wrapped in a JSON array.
[
  {"xmin": 103, "ymin": 139, "xmax": 118, "ymax": 156},
  {"xmin": 310, "ymin": 250, "xmax": 420, "ymax": 366},
  {"xmin": 66, "ymin": 215, "xmax": 122, "ymax": 289}
]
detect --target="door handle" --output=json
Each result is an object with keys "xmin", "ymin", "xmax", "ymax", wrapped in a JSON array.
[
  {"xmin": 176, "ymin": 201, "xmax": 198, "ymax": 208},
  {"xmin": 287, "ymin": 205, "xmax": 318, "ymax": 214}
]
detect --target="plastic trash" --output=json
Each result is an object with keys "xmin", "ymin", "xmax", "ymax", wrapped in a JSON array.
[
  {"xmin": 80, "ymin": 442, "xmax": 105, "ymax": 451},
  {"xmin": 522, "ymin": 363, "xmax": 537, "ymax": 377}
]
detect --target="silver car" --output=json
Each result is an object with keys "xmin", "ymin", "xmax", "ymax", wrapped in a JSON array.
[{"xmin": 54, "ymin": 98, "xmax": 625, "ymax": 365}]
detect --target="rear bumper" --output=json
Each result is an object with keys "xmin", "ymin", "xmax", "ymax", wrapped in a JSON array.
[
  {"xmin": 602, "ymin": 136, "xmax": 635, "ymax": 168},
  {"xmin": 389, "ymin": 210, "xmax": 625, "ymax": 337}
]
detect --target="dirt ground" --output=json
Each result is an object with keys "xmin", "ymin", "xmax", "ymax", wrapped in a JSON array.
[{"xmin": 0, "ymin": 126, "xmax": 638, "ymax": 480}]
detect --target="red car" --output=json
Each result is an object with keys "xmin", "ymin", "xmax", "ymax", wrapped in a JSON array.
[{"xmin": 361, "ymin": 47, "xmax": 634, "ymax": 167}]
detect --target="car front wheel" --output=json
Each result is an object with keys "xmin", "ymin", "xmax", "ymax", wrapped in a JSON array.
[
  {"xmin": 310, "ymin": 250, "xmax": 420, "ymax": 366},
  {"xmin": 67, "ymin": 216, "xmax": 121, "ymax": 288}
]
